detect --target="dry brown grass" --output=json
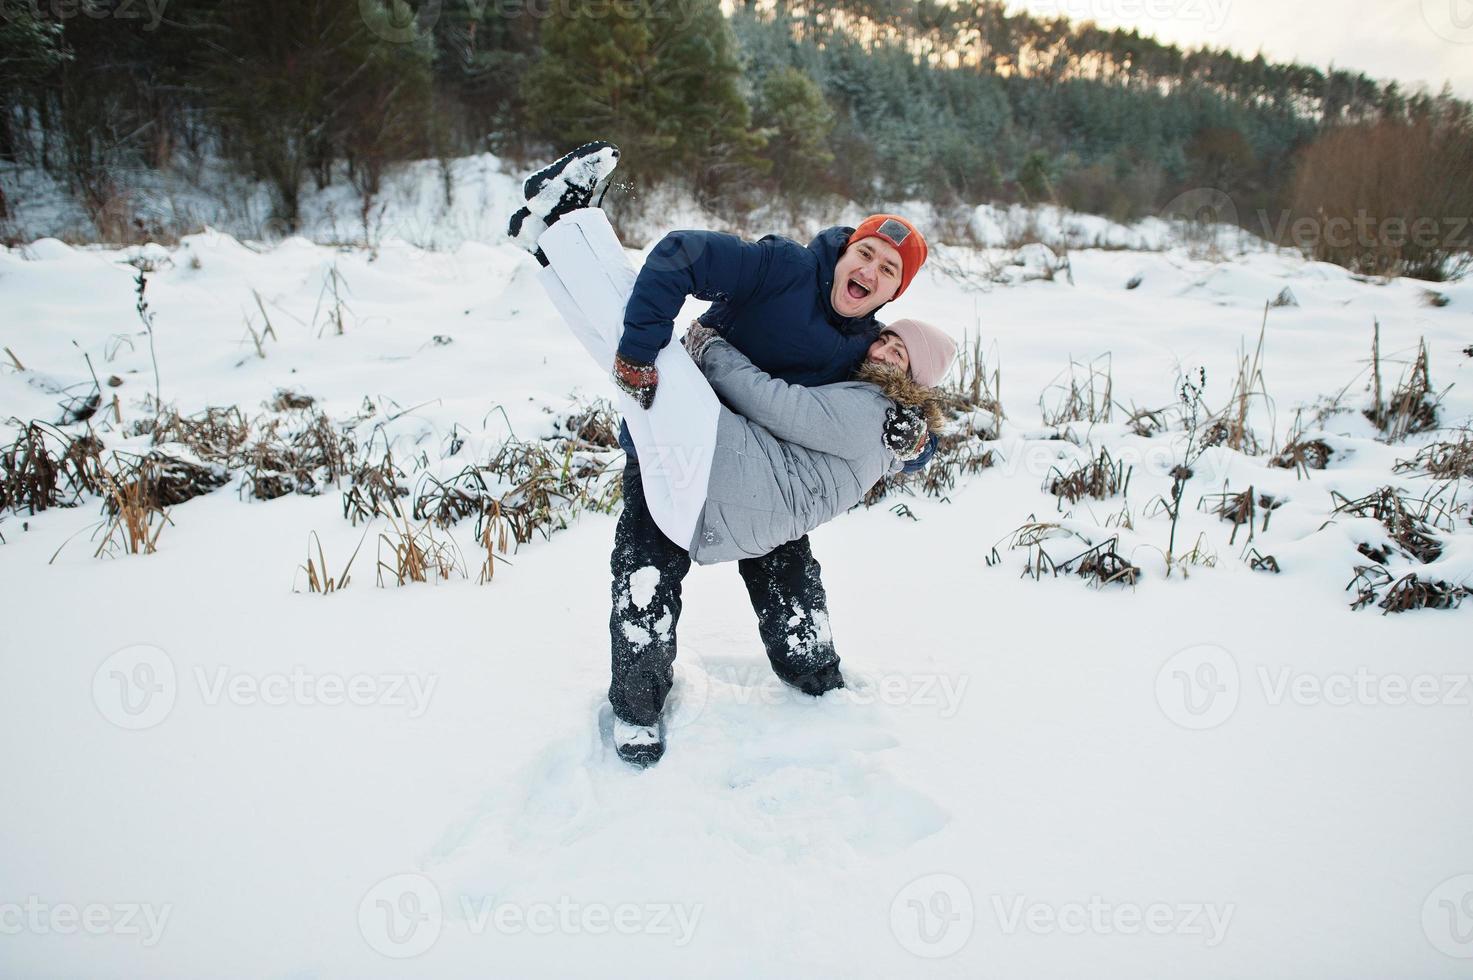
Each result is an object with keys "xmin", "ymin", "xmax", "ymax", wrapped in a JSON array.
[
  {"xmin": 342, "ymin": 449, "xmax": 409, "ymax": 526},
  {"xmin": 1394, "ymin": 430, "xmax": 1473, "ymax": 480},
  {"xmin": 1006, "ymin": 520, "xmax": 1140, "ymax": 588},
  {"xmin": 1348, "ymin": 566, "xmax": 1470, "ymax": 613},
  {"xmin": 1124, "ymin": 403, "xmax": 1170, "ymax": 438},
  {"xmin": 1198, "ymin": 486, "xmax": 1282, "ymax": 546},
  {"xmin": 1046, "ymin": 447, "xmax": 1131, "ymax": 507},
  {"xmin": 376, "ymin": 500, "xmax": 465, "ymax": 586},
  {"xmin": 557, "ymin": 398, "xmax": 621, "ymax": 449},
  {"xmin": 87, "ymin": 451, "xmax": 222, "ymax": 557},
  {"xmin": 1199, "ymin": 311, "xmax": 1273, "ymax": 455},
  {"xmin": 1245, "ymin": 548, "xmax": 1280, "ymax": 573},
  {"xmin": 1039, "ymin": 353, "xmax": 1113, "ymax": 428},
  {"xmin": 1364, "ymin": 323, "xmax": 1441, "ymax": 441},
  {"xmin": 299, "ymin": 528, "xmax": 367, "ymax": 594},
  {"xmin": 2, "ymin": 422, "xmax": 73, "ymax": 513},
  {"xmin": 1329, "ymin": 486, "xmax": 1445, "ymax": 564},
  {"xmin": 240, "ymin": 410, "xmax": 354, "ymax": 500},
  {"xmin": 1271, "ymin": 437, "xmax": 1333, "ymax": 475},
  {"xmin": 153, "ymin": 405, "xmax": 251, "ymax": 463}
]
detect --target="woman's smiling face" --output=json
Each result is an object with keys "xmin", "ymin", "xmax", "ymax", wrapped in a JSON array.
[
  {"xmin": 831, "ymin": 237, "xmax": 903, "ymax": 317},
  {"xmin": 866, "ymin": 331, "xmax": 910, "ymax": 373}
]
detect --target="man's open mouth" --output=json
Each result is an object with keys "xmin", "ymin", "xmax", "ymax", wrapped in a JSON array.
[{"xmin": 845, "ymin": 278, "xmax": 872, "ymax": 301}]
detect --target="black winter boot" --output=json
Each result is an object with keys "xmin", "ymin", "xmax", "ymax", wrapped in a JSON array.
[
  {"xmin": 507, "ymin": 141, "xmax": 620, "ymax": 258},
  {"xmin": 773, "ymin": 661, "xmax": 846, "ymax": 697}
]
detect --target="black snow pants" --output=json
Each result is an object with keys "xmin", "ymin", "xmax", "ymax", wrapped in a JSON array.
[{"xmin": 608, "ymin": 458, "xmax": 840, "ymax": 726}]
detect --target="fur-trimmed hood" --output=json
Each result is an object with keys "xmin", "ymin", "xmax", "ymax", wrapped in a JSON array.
[{"xmin": 853, "ymin": 362, "xmax": 947, "ymax": 434}]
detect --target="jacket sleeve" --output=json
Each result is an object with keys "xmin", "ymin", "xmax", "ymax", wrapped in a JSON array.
[
  {"xmin": 700, "ymin": 339, "xmax": 882, "ymax": 461},
  {"xmin": 617, "ymin": 230, "xmax": 772, "ymax": 365},
  {"xmin": 900, "ymin": 432, "xmax": 939, "ymax": 474}
]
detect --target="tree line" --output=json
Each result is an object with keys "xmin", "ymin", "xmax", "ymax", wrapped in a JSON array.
[{"xmin": 2, "ymin": 0, "xmax": 1469, "ymax": 277}]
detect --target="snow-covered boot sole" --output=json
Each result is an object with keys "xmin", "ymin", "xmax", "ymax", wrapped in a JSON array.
[
  {"xmin": 507, "ymin": 141, "xmax": 619, "ymax": 258},
  {"xmin": 613, "ymin": 717, "xmax": 665, "ymax": 768},
  {"xmin": 521, "ymin": 140, "xmax": 620, "ymax": 201}
]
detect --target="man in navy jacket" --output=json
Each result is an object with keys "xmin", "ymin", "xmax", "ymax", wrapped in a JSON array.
[{"xmin": 605, "ymin": 213, "xmax": 936, "ymax": 754}]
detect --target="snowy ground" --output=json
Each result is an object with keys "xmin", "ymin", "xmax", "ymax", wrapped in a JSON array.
[{"xmin": 2, "ymin": 181, "xmax": 1472, "ymax": 978}]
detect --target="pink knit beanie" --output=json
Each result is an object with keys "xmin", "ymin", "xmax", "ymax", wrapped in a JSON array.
[{"xmin": 884, "ymin": 319, "xmax": 957, "ymax": 387}]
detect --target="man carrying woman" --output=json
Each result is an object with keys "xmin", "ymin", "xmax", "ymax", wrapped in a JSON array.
[{"xmin": 509, "ymin": 142, "xmax": 956, "ymax": 766}]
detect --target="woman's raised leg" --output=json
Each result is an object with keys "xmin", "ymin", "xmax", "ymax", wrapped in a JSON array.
[{"xmin": 536, "ymin": 208, "xmax": 720, "ymax": 552}]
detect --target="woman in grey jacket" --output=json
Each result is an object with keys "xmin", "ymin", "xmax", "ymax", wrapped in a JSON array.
[{"xmin": 538, "ymin": 207, "xmax": 956, "ymax": 565}]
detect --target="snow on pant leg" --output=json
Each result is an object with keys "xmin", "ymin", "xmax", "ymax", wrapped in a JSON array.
[
  {"xmin": 608, "ymin": 457, "xmax": 692, "ymax": 727},
  {"xmin": 736, "ymin": 535, "xmax": 840, "ymax": 683},
  {"xmin": 538, "ymin": 208, "xmax": 720, "ymax": 552}
]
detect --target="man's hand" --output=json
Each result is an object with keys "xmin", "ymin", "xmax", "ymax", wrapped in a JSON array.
[
  {"xmin": 883, "ymin": 403, "xmax": 929, "ymax": 462},
  {"xmin": 614, "ymin": 352, "xmax": 658, "ymax": 409},
  {"xmin": 681, "ymin": 323, "xmax": 721, "ymax": 366}
]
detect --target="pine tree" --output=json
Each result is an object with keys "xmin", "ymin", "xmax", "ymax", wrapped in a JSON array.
[
  {"xmin": 522, "ymin": 0, "xmax": 764, "ymax": 197},
  {"xmin": 754, "ymin": 67, "xmax": 835, "ymax": 201}
]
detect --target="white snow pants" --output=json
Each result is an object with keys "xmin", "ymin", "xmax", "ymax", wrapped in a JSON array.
[{"xmin": 536, "ymin": 208, "xmax": 720, "ymax": 551}]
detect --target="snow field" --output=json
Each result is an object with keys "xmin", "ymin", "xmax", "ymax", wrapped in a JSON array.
[{"xmin": 1, "ymin": 189, "xmax": 1472, "ymax": 976}]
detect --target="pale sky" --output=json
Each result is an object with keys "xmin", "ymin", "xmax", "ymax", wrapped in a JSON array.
[{"xmin": 1006, "ymin": 0, "xmax": 1473, "ymax": 101}]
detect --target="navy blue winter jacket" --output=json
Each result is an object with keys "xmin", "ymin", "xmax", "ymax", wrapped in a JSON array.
[{"xmin": 617, "ymin": 225, "xmax": 937, "ymax": 471}]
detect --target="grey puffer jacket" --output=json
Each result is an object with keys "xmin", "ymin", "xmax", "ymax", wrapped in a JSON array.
[{"xmin": 687, "ymin": 338, "xmax": 936, "ymax": 564}]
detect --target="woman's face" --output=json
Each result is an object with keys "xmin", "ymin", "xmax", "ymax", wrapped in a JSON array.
[{"xmin": 866, "ymin": 331, "xmax": 910, "ymax": 373}]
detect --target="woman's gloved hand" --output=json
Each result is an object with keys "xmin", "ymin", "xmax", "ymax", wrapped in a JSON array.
[
  {"xmin": 613, "ymin": 352, "xmax": 658, "ymax": 409},
  {"xmin": 883, "ymin": 403, "xmax": 929, "ymax": 462},
  {"xmin": 681, "ymin": 323, "xmax": 721, "ymax": 366}
]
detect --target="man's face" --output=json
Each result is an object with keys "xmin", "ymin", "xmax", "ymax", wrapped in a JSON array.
[
  {"xmin": 866, "ymin": 331, "xmax": 910, "ymax": 373},
  {"xmin": 831, "ymin": 236, "xmax": 903, "ymax": 318}
]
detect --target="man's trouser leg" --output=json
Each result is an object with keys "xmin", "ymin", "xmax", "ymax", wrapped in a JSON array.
[
  {"xmin": 737, "ymin": 535, "xmax": 841, "ymax": 688},
  {"xmin": 609, "ymin": 458, "xmax": 693, "ymax": 727}
]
